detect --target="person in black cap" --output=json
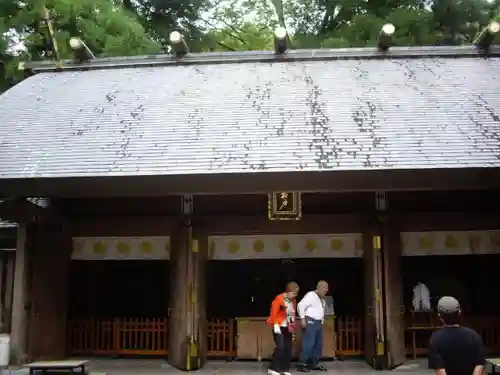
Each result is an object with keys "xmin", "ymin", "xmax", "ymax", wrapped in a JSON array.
[{"xmin": 428, "ymin": 296, "xmax": 485, "ymax": 375}]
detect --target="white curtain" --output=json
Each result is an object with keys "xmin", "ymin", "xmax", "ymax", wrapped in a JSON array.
[{"xmin": 412, "ymin": 282, "xmax": 431, "ymax": 312}]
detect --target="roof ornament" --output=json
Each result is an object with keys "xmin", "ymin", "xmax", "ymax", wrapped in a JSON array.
[
  {"xmin": 274, "ymin": 27, "xmax": 288, "ymax": 54},
  {"xmin": 169, "ymin": 31, "xmax": 189, "ymax": 57},
  {"xmin": 474, "ymin": 20, "xmax": 500, "ymax": 51},
  {"xmin": 69, "ymin": 37, "xmax": 96, "ymax": 62},
  {"xmin": 378, "ymin": 23, "xmax": 395, "ymax": 51}
]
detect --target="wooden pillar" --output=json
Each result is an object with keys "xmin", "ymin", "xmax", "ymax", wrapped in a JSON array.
[
  {"xmin": 10, "ymin": 224, "xmax": 30, "ymax": 364},
  {"xmin": 0, "ymin": 252, "xmax": 5, "ymax": 330},
  {"xmin": 28, "ymin": 222, "xmax": 72, "ymax": 360},
  {"xmin": 168, "ymin": 218, "xmax": 208, "ymax": 370},
  {"xmin": 364, "ymin": 192, "xmax": 406, "ymax": 369},
  {"xmin": 381, "ymin": 218, "xmax": 406, "ymax": 368},
  {"xmin": 363, "ymin": 222, "xmax": 385, "ymax": 369},
  {"xmin": 4, "ymin": 251, "xmax": 15, "ymax": 333}
]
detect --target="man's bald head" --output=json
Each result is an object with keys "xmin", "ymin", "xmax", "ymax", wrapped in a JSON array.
[{"xmin": 316, "ymin": 280, "xmax": 329, "ymax": 297}]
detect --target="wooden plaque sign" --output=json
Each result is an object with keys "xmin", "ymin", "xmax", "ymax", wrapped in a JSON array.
[{"xmin": 268, "ymin": 192, "xmax": 302, "ymax": 221}]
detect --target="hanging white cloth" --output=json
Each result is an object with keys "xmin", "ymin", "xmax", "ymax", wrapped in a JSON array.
[{"xmin": 412, "ymin": 282, "xmax": 431, "ymax": 312}]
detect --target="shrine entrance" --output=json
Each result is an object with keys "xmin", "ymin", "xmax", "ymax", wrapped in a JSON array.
[
  {"xmin": 207, "ymin": 233, "xmax": 365, "ymax": 360},
  {"xmin": 401, "ymin": 230, "xmax": 500, "ymax": 359},
  {"xmin": 66, "ymin": 236, "xmax": 171, "ymax": 357}
]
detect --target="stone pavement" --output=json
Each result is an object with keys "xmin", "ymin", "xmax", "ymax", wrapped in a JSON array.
[{"xmin": 1, "ymin": 359, "xmax": 433, "ymax": 375}]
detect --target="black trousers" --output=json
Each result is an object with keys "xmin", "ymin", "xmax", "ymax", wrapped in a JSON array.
[{"xmin": 270, "ymin": 327, "xmax": 293, "ymax": 373}]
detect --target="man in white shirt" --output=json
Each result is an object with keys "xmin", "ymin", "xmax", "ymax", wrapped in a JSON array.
[{"xmin": 297, "ymin": 280, "xmax": 329, "ymax": 372}]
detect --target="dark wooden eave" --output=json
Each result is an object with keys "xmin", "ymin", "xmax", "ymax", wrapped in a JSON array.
[
  {"xmin": 0, "ymin": 167, "xmax": 499, "ymax": 197},
  {"xmin": 0, "ymin": 198, "xmax": 62, "ymax": 224}
]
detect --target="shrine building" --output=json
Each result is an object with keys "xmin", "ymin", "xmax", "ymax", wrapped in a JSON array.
[{"xmin": 1, "ymin": 33, "xmax": 500, "ymax": 370}]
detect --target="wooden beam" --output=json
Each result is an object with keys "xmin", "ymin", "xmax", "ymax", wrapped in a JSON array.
[
  {"xmin": 0, "ymin": 237, "xmax": 16, "ymax": 249},
  {"xmin": 202, "ymin": 213, "xmax": 370, "ymax": 235},
  {"xmin": 394, "ymin": 212, "xmax": 500, "ymax": 231},
  {"xmin": 1, "ymin": 168, "xmax": 500, "ymax": 197},
  {"xmin": 0, "ymin": 198, "xmax": 61, "ymax": 225}
]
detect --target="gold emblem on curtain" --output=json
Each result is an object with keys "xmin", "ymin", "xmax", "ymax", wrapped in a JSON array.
[
  {"xmin": 305, "ymin": 239, "xmax": 316, "ymax": 252},
  {"xmin": 253, "ymin": 240, "xmax": 265, "ymax": 252},
  {"xmin": 445, "ymin": 235, "xmax": 457, "ymax": 249},
  {"xmin": 330, "ymin": 239, "xmax": 343, "ymax": 251},
  {"xmin": 228, "ymin": 239, "xmax": 240, "ymax": 253},
  {"xmin": 117, "ymin": 241, "xmax": 131, "ymax": 254},
  {"xmin": 279, "ymin": 239, "xmax": 291, "ymax": 253},
  {"xmin": 93, "ymin": 241, "xmax": 106, "ymax": 254}
]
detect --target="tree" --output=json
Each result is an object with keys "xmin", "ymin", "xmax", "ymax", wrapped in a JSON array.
[
  {"xmin": 200, "ymin": 22, "xmax": 275, "ymax": 51},
  {"xmin": 207, "ymin": 0, "xmax": 500, "ymax": 50},
  {"xmin": 122, "ymin": 0, "xmax": 210, "ymax": 51},
  {"xmin": 0, "ymin": 0, "xmax": 162, "ymax": 90},
  {"xmin": 431, "ymin": 0, "xmax": 498, "ymax": 44}
]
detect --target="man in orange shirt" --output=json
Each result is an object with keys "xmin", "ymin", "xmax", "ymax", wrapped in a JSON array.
[{"xmin": 267, "ymin": 281, "xmax": 300, "ymax": 375}]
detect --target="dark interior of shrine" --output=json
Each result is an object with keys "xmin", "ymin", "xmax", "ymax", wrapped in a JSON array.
[
  {"xmin": 68, "ymin": 260, "xmax": 170, "ymax": 318},
  {"xmin": 68, "ymin": 258, "xmax": 365, "ymax": 320},
  {"xmin": 402, "ymin": 254, "xmax": 500, "ymax": 356},
  {"xmin": 402, "ymin": 254, "xmax": 500, "ymax": 314},
  {"xmin": 69, "ymin": 255, "xmax": 498, "ymax": 320},
  {"xmin": 66, "ymin": 258, "xmax": 365, "ymax": 358},
  {"xmin": 207, "ymin": 258, "xmax": 364, "ymax": 318}
]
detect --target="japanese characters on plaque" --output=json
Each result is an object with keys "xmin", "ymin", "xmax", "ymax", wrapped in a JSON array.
[{"xmin": 268, "ymin": 192, "xmax": 302, "ymax": 220}]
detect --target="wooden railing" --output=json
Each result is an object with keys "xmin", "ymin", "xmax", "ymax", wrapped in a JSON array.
[
  {"xmin": 68, "ymin": 314, "xmax": 500, "ymax": 359},
  {"xmin": 67, "ymin": 317, "xmax": 235, "ymax": 357},
  {"xmin": 472, "ymin": 316, "xmax": 500, "ymax": 355},
  {"xmin": 208, "ymin": 318, "xmax": 236, "ymax": 357},
  {"xmin": 68, "ymin": 316, "xmax": 362, "ymax": 359},
  {"xmin": 405, "ymin": 314, "xmax": 500, "ymax": 358},
  {"xmin": 68, "ymin": 317, "xmax": 169, "ymax": 356},
  {"xmin": 336, "ymin": 316, "xmax": 364, "ymax": 356}
]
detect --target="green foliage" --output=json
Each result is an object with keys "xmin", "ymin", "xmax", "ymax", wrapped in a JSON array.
[
  {"xmin": 200, "ymin": 22, "xmax": 274, "ymax": 51},
  {"xmin": 0, "ymin": 0, "xmax": 162, "ymax": 90},
  {"xmin": 122, "ymin": 0, "xmax": 209, "ymax": 50},
  {"xmin": 24, "ymin": 0, "xmax": 161, "ymax": 59},
  {"xmin": 209, "ymin": 0, "xmax": 500, "ymax": 49}
]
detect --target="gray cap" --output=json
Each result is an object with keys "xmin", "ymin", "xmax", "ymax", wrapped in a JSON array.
[{"xmin": 437, "ymin": 296, "xmax": 461, "ymax": 314}]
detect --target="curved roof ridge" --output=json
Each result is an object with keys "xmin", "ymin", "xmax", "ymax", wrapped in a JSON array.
[{"xmin": 21, "ymin": 45, "xmax": 500, "ymax": 74}]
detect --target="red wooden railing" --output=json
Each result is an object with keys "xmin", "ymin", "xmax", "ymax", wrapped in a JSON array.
[
  {"xmin": 68, "ymin": 317, "xmax": 169, "ymax": 356},
  {"xmin": 207, "ymin": 318, "xmax": 236, "ymax": 357},
  {"xmin": 66, "ymin": 314, "xmax": 500, "ymax": 360},
  {"xmin": 67, "ymin": 317, "xmax": 235, "ymax": 357},
  {"xmin": 336, "ymin": 316, "xmax": 364, "ymax": 356},
  {"xmin": 68, "ymin": 316, "xmax": 363, "ymax": 358}
]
